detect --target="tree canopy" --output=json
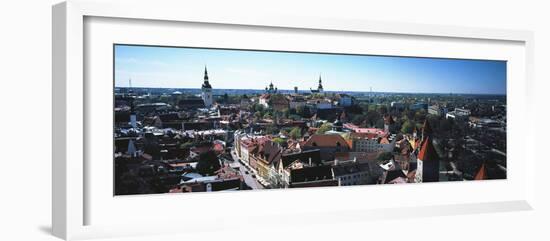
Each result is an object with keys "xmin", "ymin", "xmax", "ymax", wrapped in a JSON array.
[
  {"xmin": 316, "ymin": 122, "xmax": 333, "ymax": 134},
  {"xmin": 195, "ymin": 150, "xmax": 221, "ymax": 176},
  {"xmin": 272, "ymin": 137, "xmax": 287, "ymax": 145},
  {"xmin": 401, "ymin": 120, "xmax": 415, "ymax": 134},
  {"xmin": 289, "ymin": 127, "xmax": 302, "ymax": 139}
]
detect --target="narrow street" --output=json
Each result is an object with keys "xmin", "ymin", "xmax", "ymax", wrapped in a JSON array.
[{"xmin": 230, "ymin": 149, "xmax": 264, "ymax": 190}]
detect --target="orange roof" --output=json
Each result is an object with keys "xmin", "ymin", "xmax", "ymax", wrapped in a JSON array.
[
  {"xmin": 412, "ymin": 137, "xmax": 421, "ymax": 150},
  {"xmin": 474, "ymin": 164, "xmax": 487, "ymax": 180},
  {"xmin": 417, "ymin": 137, "xmax": 438, "ymax": 162},
  {"xmin": 303, "ymin": 134, "xmax": 350, "ymax": 149},
  {"xmin": 346, "ymin": 139, "xmax": 353, "ymax": 148}
]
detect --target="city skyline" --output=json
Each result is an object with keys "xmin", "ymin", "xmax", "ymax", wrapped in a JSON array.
[{"xmin": 115, "ymin": 44, "xmax": 507, "ymax": 95}]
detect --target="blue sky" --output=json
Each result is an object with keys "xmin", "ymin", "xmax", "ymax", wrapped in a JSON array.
[{"xmin": 114, "ymin": 44, "xmax": 506, "ymax": 94}]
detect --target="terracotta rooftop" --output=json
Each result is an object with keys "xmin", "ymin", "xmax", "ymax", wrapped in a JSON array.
[
  {"xmin": 417, "ymin": 136, "xmax": 439, "ymax": 162},
  {"xmin": 474, "ymin": 164, "xmax": 487, "ymax": 180},
  {"xmin": 303, "ymin": 134, "xmax": 350, "ymax": 149}
]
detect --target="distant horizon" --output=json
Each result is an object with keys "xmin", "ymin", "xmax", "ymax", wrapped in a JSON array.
[
  {"xmin": 115, "ymin": 86, "xmax": 506, "ymax": 96},
  {"xmin": 115, "ymin": 44, "xmax": 507, "ymax": 95}
]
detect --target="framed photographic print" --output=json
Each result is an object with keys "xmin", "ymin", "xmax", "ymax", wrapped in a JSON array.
[{"xmin": 53, "ymin": 0, "xmax": 535, "ymax": 240}]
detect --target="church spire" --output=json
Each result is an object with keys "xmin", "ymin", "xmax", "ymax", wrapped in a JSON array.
[
  {"xmin": 201, "ymin": 65, "xmax": 212, "ymax": 89},
  {"xmin": 318, "ymin": 74, "xmax": 323, "ymax": 91},
  {"xmin": 201, "ymin": 66, "xmax": 213, "ymax": 107}
]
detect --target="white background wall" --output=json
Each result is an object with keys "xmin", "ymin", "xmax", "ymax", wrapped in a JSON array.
[{"xmin": 0, "ymin": 0, "xmax": 548, "ymax": 240}]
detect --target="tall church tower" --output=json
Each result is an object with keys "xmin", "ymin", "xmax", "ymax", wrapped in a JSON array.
[
  {"xmin": 317, "ymin": 75, "xmax": 324, "ymax": 93},
  {"xmin": 201, "ymin": 66, "xmax": 213, "ymax": 107},
  {"xmin": 415, "ymin": 120, "xmax": 439, "ymax": 183}
]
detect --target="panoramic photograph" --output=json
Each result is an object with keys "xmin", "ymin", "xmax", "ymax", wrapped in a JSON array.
[{"xmin": 113, "ymin": 44, "xmax": 507, "ymax": 195}]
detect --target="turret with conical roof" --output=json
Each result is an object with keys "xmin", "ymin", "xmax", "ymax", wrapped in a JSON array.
[
  {"xmin": 474, "ymin": 163, "xmax": 487, "ymax": 180},
  {"xmin": 415, "ymin": 136, "xmax": 440, "ymax": 183}
]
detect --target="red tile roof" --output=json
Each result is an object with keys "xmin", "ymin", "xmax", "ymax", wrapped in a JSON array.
[
  {"xmin": 303, "ymin": 134, "xmax": 350, "ymax": 149},
  {"xmin": 474, "ymin": 164, "xmax": 487, "ymax": 180},
  {"xmin": 417, "ymin": 137, "xmax": 438, "ymax": 162}
]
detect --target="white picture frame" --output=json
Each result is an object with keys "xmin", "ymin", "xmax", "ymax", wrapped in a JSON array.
[{"xmin": 52, "ymin": 0, "xmax": 535, "ymax": 240}]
